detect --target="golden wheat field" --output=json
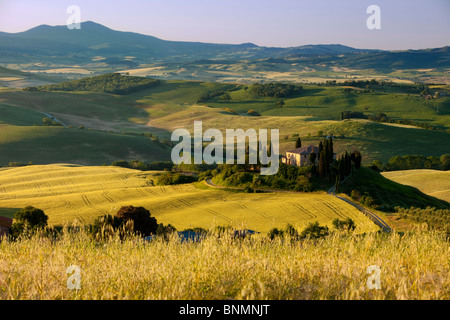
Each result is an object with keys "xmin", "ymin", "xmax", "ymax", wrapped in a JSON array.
[
  {"xmin": 382, "ymin": 170, "xmax": 450, "ymax": 203},
  {"xmin": 0, "ymin": 229, "xmax": 449, "ymax": 299},
  {"xmin": 0, "ymin": 164, "xmax": 379, "ymax": 233}
]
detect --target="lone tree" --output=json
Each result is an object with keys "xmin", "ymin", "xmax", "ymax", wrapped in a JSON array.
[
  {"xmin": 295, "ymin": 137, "xmax": 302, "ymax": 149},
  {"xmin": 14, "ymin": 206, "xmax": 48, "ymax": 228},
  {"xmin": 116, "ymin": 205, "xmax": 158, "ymax": 237},
  {"xmin": 10, "ymin": 206, "xmax": 48, "ymax": 238}
]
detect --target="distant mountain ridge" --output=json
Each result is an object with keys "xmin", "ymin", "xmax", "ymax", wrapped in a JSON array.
[
  {"xmin": 0, "ymin": 21, "xmax": 377, "ymax": 63},
  {"xmin": 0, "ymin": 21, "xmax": 448, "ymax": 71}
]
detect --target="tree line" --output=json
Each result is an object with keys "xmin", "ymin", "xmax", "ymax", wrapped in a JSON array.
[
  {"xmin": 25, "ymin": 73, "xmax": 160, "ymax": 95},
  {"xmin": 373, "ymin": 154, "xmax": 450, "ymax": 171},
  {"xmin": 340, "ymin": 111, "xmax": 447, "ymax": 132},
  {"xmin": 249, "ymin": 82, "xmax": 302, "ymax": 98}
]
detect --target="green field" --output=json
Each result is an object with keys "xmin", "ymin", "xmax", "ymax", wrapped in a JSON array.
[
  {"xmin": 0, "ymin": 77, "xmax": 449, "ymax": 165},
  {"xmin": 0, "ymin": 164, "xmax": 380, "ymax": 233},
  {"xmin": 0, "ymin": 125, "xmax": 171, "ymax": 166}
]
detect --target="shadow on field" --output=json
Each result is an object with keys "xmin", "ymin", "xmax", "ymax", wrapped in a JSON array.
[{"xmin": 0, "ymin": 207, "xmax": 21, "ymax": 219}]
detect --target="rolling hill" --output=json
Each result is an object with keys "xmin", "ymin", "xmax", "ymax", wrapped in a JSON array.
[
  {"xmin": 0, "ymin": 74, "xmax": 449, "ymax": 166},
  {"xmin": 340, "ymin": 167, "xmax": 450, "ymax": 212},
  {"xmin": 0, "ymin": 125, "xmax": 171, "ymax": 166},
  {"xmin": 382, "ymin": 170, "xmax": 450, "ymax": 203},
  {"xmin": 0, "ymin": 164, "xmax": 380, "ymax": 233}
]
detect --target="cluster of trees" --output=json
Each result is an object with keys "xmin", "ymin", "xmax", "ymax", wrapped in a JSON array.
[
  {"xmin": 323, "ymin": 79, "xmax": 426, "ymax": 94},
  {"xmin": 268, "ymin": 218, "xmax": 356, "ymax": 241},
  {"xmin": 4, "ymin": 161, "xmax": 33, "ymax": 167},
  {"xmin": 396, "ymin": 206, "xmax": 450, "ymax": 232},
  {"xmin": 212, "ymin": 163, "xmax": 312, "ymax": 192},
  {"xmin": 349, "ymin": 190, "xmax": 378, "ymax": 210},
  {"xmin": 317, "ymin": 137, "xmax": 335, "ymax": 178},
  {"xmin": 111, "ymin": 160, "xmax": 175, "ymax": 171},
  {"xmin": 259, "ymin": 163, "xmax": 312, "ymax": 191},
  {"xmin": 314, "ymin": 136, "xmax": 362, "ymax": 186},
  {"xmin": 335, "ymin": 150, "xmax": 361, "ymax": 183},
  {"xmin": 42, "ymin": 117, "xmax": 62, "ymax": 127},
  {"xmin": 375, "ymin": 154, "xmax": 450, "ymax": 171},
  {"xmin": 156, "ymin": 172, "xmax": 197, "ymax": 185},
  {"xmin": 369, "ymin": 113, "xmax": 445, "ymax": 132},
  {"xmin": 324, "ymin": 79, "xmax": 382, "ymax": 87},
  {"xmin": 29, "ymin": 73, "xmax": 161, "ymax": 95},
  {"xmin": 249, "ymin": 82, "xmax": 302, "ymax": 98},
  {"xmin": 340, "ymin": 111, "xmax": 367, "ymax": 120},
  {"xmin": 197, "ymin": 90, "xmax": 227, "ymax": 103},
  {"xmin": 340, "ymin": 111, "xmax": 445, "ymax": 132}
]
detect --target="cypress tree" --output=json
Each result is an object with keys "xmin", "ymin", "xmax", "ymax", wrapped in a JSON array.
[
  {"xmin": 328, "ymin": 136, "xmax": 334, "ymax": 164},
  {"xmin": 323, "ymin": 139, "xmax": 329, "ymax": 175},
  {"xmin": 318, "ymin": 150, "xmax": 326, "ymax": 178},
  {"xmin": 295, "ymin": 137, "xmax": 302, "ymax": 149}
]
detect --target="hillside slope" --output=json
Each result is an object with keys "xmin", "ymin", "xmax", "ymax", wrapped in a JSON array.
[
  {"xmin": 0, "ymin": 164, "xmax": 379, "ymax": 233},
  {"xmin": 0, "ymin": 126, "xmax": 171, "ymax": 166},
  {"xmin": 340, "ymin": 167, "xmax": 450, "ymax": 212},
  {"xmin": 382, "ymin": 170, "xmax": 450, "ymax": 203}
]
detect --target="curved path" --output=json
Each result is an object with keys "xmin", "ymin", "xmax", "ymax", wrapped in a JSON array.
[{"xmin": 328, "ymin": 185, "xmax": 392, "ymax": 232}]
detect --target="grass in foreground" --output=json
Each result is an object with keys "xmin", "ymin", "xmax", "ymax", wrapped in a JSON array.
[{"xmin": 0, "ymin": 228, "xmax": 449, "ymax": 300}]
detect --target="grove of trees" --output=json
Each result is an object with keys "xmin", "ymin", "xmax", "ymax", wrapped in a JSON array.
[
  {"xmin": 249, "ymin": 82, "xmax": 302, "ymax": 98},
  {"xmin": 30, "ymin": 73, "xmax": 161, "ymax": 95}
]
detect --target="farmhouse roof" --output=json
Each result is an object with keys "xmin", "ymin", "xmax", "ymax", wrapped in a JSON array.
[{"xmin": 286, "ymin": 145, "xmax": 319, "ymax": 155}]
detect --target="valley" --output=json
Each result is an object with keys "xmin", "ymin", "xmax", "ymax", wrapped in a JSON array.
[{"xmin": 0, "ymin": 9, "xmax": 450, "ymax": 302}]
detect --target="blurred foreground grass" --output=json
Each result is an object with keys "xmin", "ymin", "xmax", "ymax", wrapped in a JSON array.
[{"xmin": 0, "ymin": 226, "xmax": 449, "ymax": 300}]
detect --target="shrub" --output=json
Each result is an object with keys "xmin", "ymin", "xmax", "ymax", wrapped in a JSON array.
[
  {"xmin": 247, "ymin": 109, "xmax": 261, "ymax": 116},
  {"xmin": 267, "ymin": 227, "xmax": 284, "ymax": 240},
  {"xmin": 116, "ymin": 206, "xmax": 158, "ymax": 237},
  {"xmin": 91, "ymin": 214, "xmax": 125, "ymax": 239},
  {"xmin": 243, "ymin": 184, "xmax": 254, "ymax": 193},
  {"xmin": 156, "ymin": 223, "xmax": 177, "ymax": 238},
  {"xmin": 360, "ymin": 194, "xmax": 378, "ymax": 209},
  {"xmin": 294, "ymin": 175, "xmax": 312, "ymax": 192},
  {"xmin": 351, "ymin": 190, "xmax": 361, "ymax": 201},
  {"xmin": 299, "ymin": 221, "xmax": 329, "ymax": 239},
  {"xmin": 332, "ymin": 218, "xmax": 356, "ymax": 232},
  {"xmin": 223, "ymin": 107, "xmax": 237, "ymax": 115}
]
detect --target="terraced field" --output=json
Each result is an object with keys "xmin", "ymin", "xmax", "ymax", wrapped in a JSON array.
[{"xmin": 0, "ymin": 164, "xmax": 379, "ymax": 233}]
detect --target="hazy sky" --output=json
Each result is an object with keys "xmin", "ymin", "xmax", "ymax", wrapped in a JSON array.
[{"xmin": 0, "ymin": 0, "xmax": 449, "ymax": 50}]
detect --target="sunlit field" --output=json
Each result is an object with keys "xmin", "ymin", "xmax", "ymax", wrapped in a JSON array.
[
  {"xmin": 1, "ymin": 228, "xmax": 449, "ymax": 300},
  {"xmin": 382, "ymin": 170, "xmax": 450, "ymax": 203},
  {"xmin": 0, "ymin": 164, "xmax": 378, "ymax": 233}
]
